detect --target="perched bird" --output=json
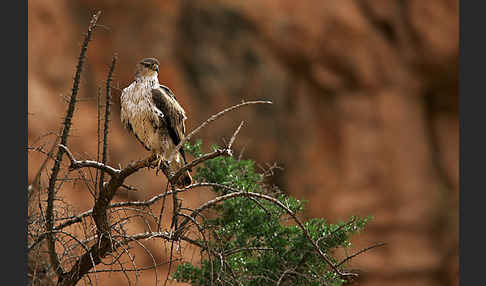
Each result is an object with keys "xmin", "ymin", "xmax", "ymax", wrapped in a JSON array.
[{"xmin": 120, "ymin": 57, "xmax": 192, "ymax": 187}]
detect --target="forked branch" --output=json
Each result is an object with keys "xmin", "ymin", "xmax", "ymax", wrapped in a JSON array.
[
  {"xmin": 170, "ymin": 121, "xmax": 244, "ymax": 184},
  {"xmin": 59, "ymin": 144, "xmax": 120, "ymax": 176}
]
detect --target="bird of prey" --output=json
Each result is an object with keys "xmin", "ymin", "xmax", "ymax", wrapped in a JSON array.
[{"xmin": 120, "ymin": 57, "xmax": 192, "ymax": 187}]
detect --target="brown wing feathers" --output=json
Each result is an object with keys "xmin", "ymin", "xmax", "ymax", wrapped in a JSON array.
[{"xmin": 151, "ymin": 88, "xmax": 188, "ymax": 164}]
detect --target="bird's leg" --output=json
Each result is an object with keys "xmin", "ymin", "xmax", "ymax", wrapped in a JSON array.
[
  {"xmin": 155, "ymin": 154, "xmax": 164, "ymax": 175},
  {"xmin": 155, "ymin": 154, "xmax": 172, "ymax": 176}
]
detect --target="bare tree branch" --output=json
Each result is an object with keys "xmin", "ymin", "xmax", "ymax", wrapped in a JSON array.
[
  {"xmin": 99, "ymin": 54, "xmax": 117, "ymax": 192},
  {"xmin": 168, "ymin": 100, "xmax": 272, "ymax": 162},
  {"xmin": 170, "ymin": 121, "xmax": 244, "ymax": 184},
  {"xmin": 170, "ymin": 148, "xmax": 231, "ymax": 184},
  {"xmin": 45, "ymin": 10, "xmax": 101, "ymax": 278},
  {"xmin": 59, "ymin": 145, "xmax": 120, "ymax": 176},
  {"xmin": 96, "ymin": 85, "xmax": 103, "ymax": 193},
  {"xmin": 337, "ymin": 242, "xmax": 387, "ymax": 267},
  {"xmin": 227, "ymin": 121, "xmax": 244, "ymax": 150}
]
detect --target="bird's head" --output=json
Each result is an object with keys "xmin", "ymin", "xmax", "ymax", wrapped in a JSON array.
[{"xmin": 135, "ymin": 57, "xmax": 160, "ymax": 79}]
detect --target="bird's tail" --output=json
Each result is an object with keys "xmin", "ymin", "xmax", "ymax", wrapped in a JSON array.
[
  {"xmin": 175, "ymin": 171, "xmax": 192, "ymax": 187},
  {"xmin": 171, "ymin": 153, "xmax": 192, "ymax": 187}
]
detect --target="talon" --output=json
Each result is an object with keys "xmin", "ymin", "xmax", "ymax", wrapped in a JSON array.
[{"xmin": 155, "ymin": 154, "xmax": 163, "ymax": 175}]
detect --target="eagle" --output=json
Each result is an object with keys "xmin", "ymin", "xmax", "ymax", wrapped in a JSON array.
[{"xmin": 120, "ymin": 57, "xmax": 192, "ymax": 187}]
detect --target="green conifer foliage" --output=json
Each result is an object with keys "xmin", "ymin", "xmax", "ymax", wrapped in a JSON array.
[{"xmin": 173, "ymin": 140, "xmax": 371, "ymax": 285}]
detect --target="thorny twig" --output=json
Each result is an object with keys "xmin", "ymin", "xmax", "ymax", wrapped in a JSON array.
[
  {"xmin": 44, "ymin": 10, "xmax": 101, "ymax": 278},
  {"xmin": 99, "ymin": 54, "xmax": 117, "ymax": 192}
]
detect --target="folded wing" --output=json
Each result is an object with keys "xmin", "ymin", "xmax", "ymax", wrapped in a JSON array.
[{"xmin": 151, "ymin": 86, "xmax": 188, "ymax": 163}]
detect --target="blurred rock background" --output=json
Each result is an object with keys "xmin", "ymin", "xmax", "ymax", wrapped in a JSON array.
[{"xmin": 28, "ymin": 0, "xmax": 458, "ymax": 285}]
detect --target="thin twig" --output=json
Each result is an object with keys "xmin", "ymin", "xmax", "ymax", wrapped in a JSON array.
[
  {"xmin": 163, "ymin": 237, "xmax": 176, "ymax": 286},
  {"xmin": 120, "ymin": 184, "xmax": 137, "ymax": 191},
  {"xmin": 223, "ymin": 247, "xmax": 273, "ymax": 256},
  {"xmin": 227, "ymin": 121, "xmax": 244, "ymax": 150},
  {"xmin": 95, "ymin": 85, "xmax": 103, "ymax": 196},
  {"xmin": 168, "ymin": 100, "xmax": 272, "ymax": 162},
  {"xmin": 86, "ymin": 260, "xmax": 178, "ymax": 274},
  {"xmin": 157, "ymin": 181, "xmax": 171, "ymax": 232},
  {"xmin": 99, "ymin": 54, "xmax": 117, "ymax": 192},
  {"xmin": 336, "ymin": 242, "xmax": 386, "ymax": 267}
]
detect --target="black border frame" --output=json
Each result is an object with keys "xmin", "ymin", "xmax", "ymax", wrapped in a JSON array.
[
  {"xmin": 5, "ymin": 0, "xmax": 27, "ymax": 284},
  {"xmin": 459, "ymin": 1, "xmax": 481, "ymax": 285}
]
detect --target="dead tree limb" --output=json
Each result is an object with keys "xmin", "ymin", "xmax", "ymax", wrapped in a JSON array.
[
  {"xmin": 99, "ymin": 54, "xmax": 117, "ymax": 192},
  {"xmin": 170, "ymin": 121, "xmax": 244, "ymax": 184},
  {"xmin": 44, "ymin": 10, "xmax": 101, "ymax": 278},
  {"xmin": 168, "ymin": 101, "xmax": 272, "ymax": 162},
  {"xmin": 59, "ymin": 144, "xmax": 120, "ymax": 176}
]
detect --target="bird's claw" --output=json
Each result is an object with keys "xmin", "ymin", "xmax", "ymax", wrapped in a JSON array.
[{"xmin": 155, "ymin": 155, "xmax": 164, "ymax": 175}]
